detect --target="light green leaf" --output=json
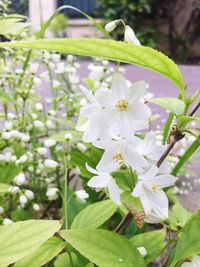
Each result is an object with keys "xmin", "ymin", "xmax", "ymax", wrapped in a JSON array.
[
  {"xmin": 170, "ymin": 211, "xmax": 200, "ymax": 266},
  {"xmin": 61, "ymin": 229, "xmax": 146, "ymax": 267},
  {"xmin": 129, "ymin": 230, "xmax": 166, "ymax": 263},
  {"xmin": 0, "ymin": 220, "xmax": 62, "ymax": 266},
  {"xmin": 177, "ymin": 115, "xmax": 200, "ymax": 127},
  {"xmin": 148, "ymin": 98, "xmax": 185, "ymax": 116},
  {"xmin": 0, "ymin": 162, "xmax": 22, "ymax": 183},
  {"xmin": 0, "ymin": 183, "xmax": 10, "ymax": 194},
  {"xmin": 0, "ymin": 38, "xmax": 185, "ymax": 96},
  {"xmin": 0, "ymin": 18, "xmax": 28, "ymax": 37},
  {"xmin": 71, "ymin": 200, "xmax": 117, "ymax": 229},
  {"xmin": 169, "ymin": 204, "xmax": 191, "ymax": 231},
  {"xmin": 49, "ymin": 130, "xmax": 82, "ymax": 143},
  {"xmin": 54, "ymin": 252, "xmax": 86, "ymax": 267},
  {"xmin": 15, "ymin": 237, "xmax": 65, "ymax": 267}
]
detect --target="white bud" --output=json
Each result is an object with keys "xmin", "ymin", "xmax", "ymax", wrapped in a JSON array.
[
  {"xmin": 52, "ymin": 80, "xmax": 61, "ymax": 88},
  {"xmin": 2, "ymin": 132, "xmax": 11, "ymax": 140},
  {"xmin": 5, "ymin": 121, "xmax": 13, "ymax": 130},
  {"xmin": 3, "ymin": 218, "xmax": 13, "ymax": 225},
  {"xmin": 105, "ymin": 20, "xmax": 118, "ymax": 32},
  {"xmin": 20, "ymin": 134, "xmax": 30, "ymax": 143},
  {"xmin": 33, "ymin": 77, "xmax": 42, "ymax": 86},
  {"xmin": 10, "ymin": 130, "xmax": 21, "ymax": 139},
  {"xmin": 19, "ymin": 195, "xmax": 27, "ymax": 205},
  {"xmin": 74, "ymin": 166, "xmax": 81, "ymax": 175},
  {"xmin": 137, "ymin": 247, "xmax": 147, "ymax": 257},
  {"xmin": 31, "ymin": 113, "xmax": 38, "ymax": 119},
  {"xmin": 77, "ymin": 143, "xmax": 87, "ymax": 153},
  {"xmin": 55, "ymin": 62, "xmax": 65, "ymax": 74},
  {"xmin": 44, "ymin": 139, "xmax": 56, "ymax": 148},
  {"xmin": 34, "ymin": 120, "xmax": 45, "ymax": 130},
  {"xmin": 75, "ymin": 190, "xmax": 89, "ymax": 203},
  {"xmin": 124, "ymin": 26, "xmax": 140, "ymax": 45},
  {"xmin": 64, "ymin": 133, "xmax": 73, "ymax": 140},
  {"xmin": 18, "ymin": 154, "xmax": 28, "ymax": 164},
  {"xmin": 33, "ymin": 203, "xmax": 40, "ymax": 211},
  {"xmin": 89, "ymin": 66, "xmax": 105, "ymax": 81},
  {"xmin": 14, "ymin": 172, "xmax": 26, "ymax": 186},
  {"xmin": 8, "ymin": 186, "xmax": 20, "ymax": 194},
  {"xmin": 46, "ymin": 187, "xmax": 59, "ymax": 200},
  {"xmin": 7, "ymin": 112, "xmax": 16, "ymax": 119},
  {"xmin": 25, "ymin": 190, "xmax": 34, "ymax": 200},
  {"xmin": 67, "ymin": 54, "xmax": 74, "ymax": 63},
  {"xmin": 44, "ymin": 159, "xmax": 58, "ymax": 169},
  {"xmin": 0, "ymin": 206, "xmax": 4, "ymax": 214},
  {"xmin": 37, "ymin": 147, "xmax": 47, "ymax": 156},
  {"xmin": 11, "ymin": 155, "xmax": 17, "ymax": 162},
  {"xmin": 35, "ymin": 102, "xmax": 43, "ymax": 111},
  {"xmin": 46, "ymin": 120, "xmax": 54, "ymax": 129},
  {"xmin": 4, "ymin": 152, "xmax": 12, "ymax": 162},
  {"xmin": 29, "ymin": 63, "xmax": 39, "ymax": 73}
]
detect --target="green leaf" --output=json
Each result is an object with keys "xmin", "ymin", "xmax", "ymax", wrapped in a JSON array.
[
  {"xmin": 71, "ymin": 200, "xmax": 117, "ymax": 229},
  {"xmin": 0, "ymin": 220, "xmax": 62, "ymax": 266},
  {"xmin": 61, "ymin": 229, "xmax": 146, "ymax": 267},
  {"xmin": 170, "ymin": 211, "xmax": 200, "ymax": 266},
  {"xmin": 11, "ymin": 210, "xmax": 32, "ymax": 222},
  {"xmin": 0, "ymin": 163, "xmax": 22, "ymax": 183},
  {"xmin": 169, "ymin": 204, "xmax": 191, "ymax": 231},
  {"xmin": 0, "ymin": 18, "xmax": 28, "ymax": 37},
  {"xmin": 54, "ymin": 252, "xmax": 87, "ymax": 267},
  {"xmin": 163, "ymin": 113, "xmax": 174, "ymax": 144},
  {"xmin": 172, "ymin": 135, "xmax": 200, "ymax": 176},
  {"xmin": 177, "ymin": 115, "xmax": 200, "ymax": 127},
  {"xmin": 0, "ymin": 183, "xmax": 10, "ymax": 194},
  {"xmin": 0, "ymin": 38, "xmax": 185, "ymax": 96},
  {"xmin": 129, "ymin": 230, "xmax": 166, "ymax": 263},
  {"xmin": 15, "ymin": 237, "xmax": 65, "ymax": 267},
  {"xmin": 148, "ymin": 98, "xmax": 185, "ymax": 116},
  {"xmin": 49, "ymin": 130, "xmax": 82, "ymax": 144},
  {"xmin": 121, "ymin": 191, "xmax": 143, "ymax": 213}
]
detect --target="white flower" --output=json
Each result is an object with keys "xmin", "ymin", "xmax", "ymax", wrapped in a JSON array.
[
  {"xmin": 89, "ymin": 66, "xmax": 105, "ymax": 81},
  {"xmin": 46, "ymin": 187, "xmax": 59, "ymax": 200},
  {"xmin": 105, "ymin": 20, "xmax": 118, "ymax": 32},
  {"xmin": 18, "ymin": 154, "xmax": 28, "ymax": 164},
  {"xmin": 37, "ymin": 147, "xmax": 47, "ymax": 156},
  {"xmin": 0, "ymin": 206, "xmax": 4, "ymax": 214},
  {"xmin": 33, "ymin": 77, "xmax": 42, "ymax": 86},
  {"xmin": 10, "ymin": 130, "xmax": 21, "ymax": 139},
  {"xmin": 2, "ymin": 132, "xmax": 11, "ymax": 140},
  {"xmin": 19, "ymin": 195, "xmax": 27, "ymax": 205},
  {"xmin": 25, "ymin": 190, "xmax": 34, "ymax": 200},
  {"xmin": 3, "ymin": 218, "xmax": 13, "ymax": 225},
  {"xmin": 124, "ymin": 25, "xmax": 140, "ymax": 45},
  {"xmin": 34, "ymin": 120, "xmax": 45, "ymax": 130},
  {"xmin": 8, "ymin": 186, "xmax": 19, "ymax": 194},
  {"xmin": 77, "ymin": 143, "xmax": 87, "ymax": 153},
  {"xmin": 4, "ymin": 152, "xmax": 12, "ymax": 162},
  {"xmin": 95, "ymin": 73, "xmax": 151, "ymax": 136},
  {"xmin": 75, "ymin": 190, "xmax": 89, "ymax": 203},
  {"xmin": 64, "ymin": 133, "xmax": 73, "ymax": 140},
  {"xmin": 144, "ymin": 205, "xmax": 168, "ymax": 224},
  {"xmin": 14, "ymin": 172, "xmax": 26, "ymax": 186},
  {"xmin": 181, "ymin": 256, "xmax": 200, "ymax": 267},
  {"xmin": 33, "ymin": 203, "xmax": 40, "ymax": 211},
  {"xmin": 35, "ymin": 102, "xmax": 43, "ymax": 111},
  {"xmin": 87, "ymin": 164, "xmax": 122, "ymax": 205},
  {"xmin": 44, "ymin": 139, "xmax": 56, "ymax": 148},
  {"xmin": 46, "ymin": 120, "xmax": 54, "ymax": 129},
  {"xmin": 55, "ymin": 62, "xmax": 65, "ymax": 74},
  {"xmin": 93, "ymin": 136, "xmax": 148, "ymax": 173},
  {"xmin": 132, "ymin": 165, "xmax": 176, "ymax": 219},
  {"xmin": 137, "ymin": 247, "xmax": 147, "ymax": 257},
  {"xmin": 20, "ymin": 134, "xmax": 30, "ymax": 143},
  {"xmin": 44, "ymin": 159, "xmax": 58, "ymax": 169},
  {"xmin": 136, "ymin": 131, "xmax": 171, "ymax": 173},
  {"xmin": 29, "ymin": 63, "xmax": 39, "ymax": 73},
  {"xmin": 5, "ymin": 121, "xmax": 13, "ymax": 130},
  {"xmin": 67, "ymin": 54, "xmax": 74, "ymax": 63}
]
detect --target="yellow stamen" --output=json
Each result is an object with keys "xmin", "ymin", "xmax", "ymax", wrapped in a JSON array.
[
  {"xmin": 115, "ymin": 99, "xmax": 129, "ymax": 111},
  {"xmin": 151, "ymin": 183, "xmax": 160, "ymax": 192},
  {"xmin": 113, "ymin": 153, "xmax": 124, "ymax": 164}
]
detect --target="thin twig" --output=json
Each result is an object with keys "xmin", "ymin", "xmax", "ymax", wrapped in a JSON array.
[{"xmin": 189, "ymin": 101, "xmax": 200, "ymax": 116}]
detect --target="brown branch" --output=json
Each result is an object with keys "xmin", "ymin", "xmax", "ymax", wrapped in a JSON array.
[{"xmin": 189, "ymin": 101, "xmax": 200, "ymax": 116}]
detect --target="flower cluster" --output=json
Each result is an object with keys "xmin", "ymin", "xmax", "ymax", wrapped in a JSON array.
[{"xmin": 78, "ymin": 73, "xmax": 177, "ymax": 223}]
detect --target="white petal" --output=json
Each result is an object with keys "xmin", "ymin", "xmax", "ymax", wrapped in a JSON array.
[
  {"xmin": 127, "ymin": 81, "xmax": 147, "ymax": 102},
  {"xmin": 95, "ymin": 89, "xmax": 113, "ymax": 107},
  {"xmin": 93, "ymin": 139, "xmax": 117, "ymax": 150},
  {"xmin": 110, "ymin": 73, "xmax": 128, "ymax": 101},
  {"xmin": 96, "ymin": 150, "xmax": 119, "ymax": 172},
  {"xmin": 132, "ymin": 181, "xmax": 144, "ymax": 197},
  {"xmin": 140, "ymin": 192, "xmax": 152, "ymax": 214},
  {"xmin": 107, "ymin": 179, "xmax": 122, "ymax": 205},
  {"xmin": 87, "ymin": 175, "xmax": 111, "ymax": 188},
  {"xmin": 129, "ymin": 103, "xmax": 151, "ymax": 120},
  {"xmin": 80, "ymin": 85, "xmax": 99, "ymax": 105},
  {"xmin": 143, "ymin": 165, "xmax": 158, "ymax": 181},
  {"xmin": 151, "ymin": 174, "xmax": 176, "ymax": 188},
  {"xmin": 125, "ymin": 149, "xmax": 148, "ymax": 172},
  {"xmin": 149, "ymin": 189, "xmax": 168, "ymax": 208},
  {"xmin": 158, "ymin": 161, "xmax": 171, "ymax": 174}
]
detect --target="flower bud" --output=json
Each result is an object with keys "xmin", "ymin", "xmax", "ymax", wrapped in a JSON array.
[
  {"xmin": 75, "ymin": 190, "xmax": 89, "ymax": 203},
  {"xmin": 3, "ymin": 218, "xmax": 13, "ymax": 225},
  {"xmin": 44, "ymin": 139, "xmax": 56, "ymax": 148},
  {"xmin": 77, "ymin": 143, "xmax": 87, "ymax": 153},
  {"xmin": 137, "ymin": 247, "xmax": 147, "ymax": 257},
  {"xmin": 37, "ymin": 147, "xmax": 47, "ymax": 156},
  {"xmin": 46, "ymin": 187, "xmax": 59, "ymax": 200},
  {"xmin": 19, "ymin": 195, "xmax": 28, "ymax": 205},
  {"xmin": 33, "ymin": 203, "xmax": 40, "ymax": 211},
  {"xmin": 105, "ymin": 20, "xmax": 118, "ymax": 32},
  {"xmin": 25, "ymin": 190, "xmax": 34, "ymax": 200},
  {"xmin": 44, "ymin": 159, "xmax": 58, "ymax": 169},
  {"xmin": 124, "ymin": 26, "xmax": 140, "ymax": 45},
  {"xmin": 14, "ymin": 172, "xmax": 26, "ymax": 186}
]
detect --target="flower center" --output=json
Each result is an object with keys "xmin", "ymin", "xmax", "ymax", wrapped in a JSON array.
[
  {"xmin": 115, "ymin": 99, "xmax": 129, "ymax": 111},
  {"xmin": 113, "ymin": 153, "xmax": 124, "ymax": 164},
  {"xmin": 151, "ymin": 183, "xmax": 160, "ymax": 192}
]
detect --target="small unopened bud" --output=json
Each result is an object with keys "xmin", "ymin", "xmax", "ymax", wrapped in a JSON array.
[
  {"xmin": 44, "ymin": 159, "xmax": 58, "ymax": 169},
  {"xmin": 124, "ymin": 26, "xmax": 140, "ymax": 45},
  {"xmin": 137, "ymin": 247, "xmax": 147, "ymax": 257},
  {"xmin": 105, "ymin": 20, "xmax": 118, "ymax": 32}
]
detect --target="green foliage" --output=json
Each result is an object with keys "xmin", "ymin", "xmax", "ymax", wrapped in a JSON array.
[
  {"xmin": 15, "ymin": 237, "xmax": 66, "ymax": 267},
  {"xmin": 0, "ymin": 162, "xmax": 22, "ymax": 183},
  {"xmin": 71, "ymin": 200, "xmax": 117, "ymax": 229},
  {"xmin": 61, "ymin": 229, "xmax": 146, "ymax": 267},
  {"xmin": 0, "ymin": 17, "xmax": 28, "ymax": 37},
  {"xmin": 148, "ymin": 98, "xmax": 185, "ymax": 116},
  {"xmin": 0, "ymin": 220, "xmax": 61, "ymax": 266},
  {"xmin": 170, "ymin": 211, "xmax": 200, "ymax": 266},
  {"xmin": 0, "ymin": 183, "xmax": 10, "ymax": 193},
  {"xmin": 169, "ymin": 204, "xmax": 191, "ymax": 231},
  {"xmin": 0, "ymin": 38, "xmax": 185, "ymax": 96},
  {"xmin": 130, "ymin": 230, "xmax": 166, "ymax": 263}
]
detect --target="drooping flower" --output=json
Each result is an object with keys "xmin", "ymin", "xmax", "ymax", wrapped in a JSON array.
[
  {"xmin": 93, "ymin": 136, "xmax": 148, "ymax": 173},
  {"xmin": 132, "ymin": 165, "xmax": 176, "ymax": 219},
  {"xmin": 86, "ymin": 164, "xmax": 122, "ymax": 205},
  {"xmin": 135, "ymin": 131, "xmax": 171, "ymax": 173},
  {"xmin": 75, "ymin": 190, "xmax": 89, "ymax": 203},
  {"xmin": 105, "ymin": 20, "xmax": 118, "ymax": 32}
]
